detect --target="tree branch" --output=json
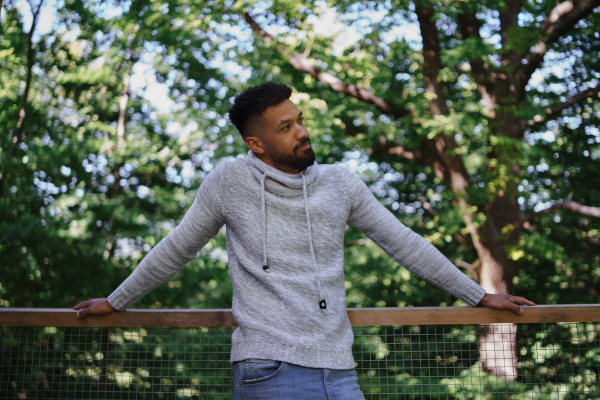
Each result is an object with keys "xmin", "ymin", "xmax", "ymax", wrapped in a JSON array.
[
  {"xmin": 456, "ymin": 7, "xmax": 497, "ymax": 116},
  {"xmin": 527, "ymin": 83, "xmax": 600, "ymax": 126},
  {"xmin": 108, "ymin": 71, "xmax": 132, "ymax": 259},
  {"xmin": 418, "ymin": 194, "xmax": 436, "ymax": 217},
  {"xmin": 450, "ymin": 258, "xmax": 480, "ymax": 284},
  {"xmin": 12, "ymin": 0, "xmax": 43, "ymax": 152},
  {"xmin": 0, "ymin": 0, "xmax": 43, "ymax": 196},
  {"xmin": 514, "ymin": 194, "xmax": 600, "ymax": 231},
  {"xmin": 515, "ymin": 0, "xmax": 600, "ymax": 96},
  {"xmin": 415, "ymin": 5, "xmax": 449, "ymax": 117},
  {"xmin": 245, "ymin": 10, "xmax": 472, "ymax": 197},
  {"xmin": 243, "ymin": 13, "xmax": 411, "ymax": 119},
  {"xmin": 344, "ymin": 238, "xmax": 370, "ymax": 247},
  {"xmin": 243, "ymin": 13, "xmax": 275, "ymax": 42},
  {"xmin": 415, "ymin": 6, "xmax": 473, "ymax": 195},
  {"xmin": 116, "ymin": 74, "xmax": 130, "ymax": 152},
  {"xmin": 369, "ymin": 143, "xmax": 426, "ymax": 162},
  {"xmin": 453, "ymin": 232, "xmax": 475, "ymax": 251},
  {"xmin": 288, "ymin": 54, "xmax": 411, "ymax": 118},
  {"xmin": 498, "ymin": 0, "xmax": 524, "ymax": 70}
]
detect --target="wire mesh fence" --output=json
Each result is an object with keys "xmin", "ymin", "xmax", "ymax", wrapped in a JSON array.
[
  {"xmin": 353, "ymin": 323, "xmax": 600, "ymax": 399},
  {"xmin": 2, "ymin": 321, "xmax": 600, "ymax": 399}
]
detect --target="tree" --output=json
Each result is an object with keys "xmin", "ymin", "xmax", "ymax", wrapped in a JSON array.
[{"xmin": 0, "ymin": 0, "xmax": 235, "ymax": 310}]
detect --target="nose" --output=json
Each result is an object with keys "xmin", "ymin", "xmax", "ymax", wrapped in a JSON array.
[{"xmin": 296, "ymin": 124, "xmax": 309, "ymax": 141}]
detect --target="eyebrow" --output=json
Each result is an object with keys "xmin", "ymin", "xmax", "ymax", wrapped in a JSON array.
[{"xmin": 276, "ymin": 111, "xmax": 303, "ymax": 130}]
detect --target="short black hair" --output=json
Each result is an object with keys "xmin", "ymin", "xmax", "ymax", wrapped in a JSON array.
[{"xmin": 229, "ymin": 82, "xmax": 292, "ymax": 138}]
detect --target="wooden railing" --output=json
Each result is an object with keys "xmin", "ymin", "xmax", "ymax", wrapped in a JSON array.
[
  {"xmin": 2, "ymin": 305, "xmax": 600, "ymax": 399},
  {"xmin": 2, "ymin": 304, "xmax": 599, "ymax": 327}
]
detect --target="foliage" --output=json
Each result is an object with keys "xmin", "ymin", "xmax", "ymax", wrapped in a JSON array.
[{"xmin": 2, "ymin": 0, "xmax": 599, "ymax": 310}]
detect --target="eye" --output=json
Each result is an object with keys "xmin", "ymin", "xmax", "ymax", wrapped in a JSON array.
[{"xmin": 298, "ymin": 117, "xmax": 304, "ymax": 125}]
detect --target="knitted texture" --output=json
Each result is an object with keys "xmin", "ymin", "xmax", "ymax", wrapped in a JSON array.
[{"xmin": 108, "ymin": 152, "xmax": 486, "ymax": 369}]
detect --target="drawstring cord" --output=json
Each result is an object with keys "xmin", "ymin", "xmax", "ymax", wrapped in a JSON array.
[
  {"xmin": 302, "ymin": 175, "xmax": 326, "ymax": 310},
  {"xmin": 259, "ymin": 171, "xmax": 326, "ymax": 310},
  {"xmin": 261, "ymin": 174, "xmax": 270, "ymax": 273}
]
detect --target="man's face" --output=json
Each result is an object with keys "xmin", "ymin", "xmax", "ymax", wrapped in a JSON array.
[{"xmin": 247, "ymin": 99, "xmax": 316, "ymax": 174}]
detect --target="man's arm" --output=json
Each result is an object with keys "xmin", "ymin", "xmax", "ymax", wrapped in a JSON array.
[
  {"xmin": 339, "ymin": 167, "xmax": 533, "ymax": 313},
  {"xmin": 74, "ymin": 166, "xmax": 226, "ymax": 318}
]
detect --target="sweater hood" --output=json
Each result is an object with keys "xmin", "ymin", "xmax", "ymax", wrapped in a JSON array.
[{"xmin": 244, "ymin": 150, "xmax": 319, "ymax": 197}]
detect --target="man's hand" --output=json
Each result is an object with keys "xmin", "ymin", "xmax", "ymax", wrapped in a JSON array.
[
  {"xmin": 477, "ymin": 293, "xmax": 535, "ymax": 314},
  {"xmin": 73, "ymin": 298, "xmax": 117, "ymax": 319}
]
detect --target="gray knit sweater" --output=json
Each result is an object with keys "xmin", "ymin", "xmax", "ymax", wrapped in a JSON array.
[{"xmin": 108, "ymin": 151, "xmax": 486, "ymax": 369}]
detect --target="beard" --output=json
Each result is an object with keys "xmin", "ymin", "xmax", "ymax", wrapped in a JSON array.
[{"xmin": 267, "ymin": 138, "xmax": 316, "ymax": 172}]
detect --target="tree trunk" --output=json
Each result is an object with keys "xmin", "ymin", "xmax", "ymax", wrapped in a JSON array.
[
  {"xmin": 416, "ymin": 4, "xmax": 521, "ymax": 380},
  {"xmin": 98, "ymin": 328, "xmax": 110, "ymax": 392},
  {"xmin": 477, "ymin": 322, "xmax": 517, "ymax": 381},
  {"xmin": 455, "ymin": 194, "xmax": 519, "ymax": 380},
  {"xmin": 107, "ymin": 73, "xmax": 130, "ymax": 259},
  {"xmin": 473, "ymin": 186, "xmax": 519, "ymax": 380},
  {"xmin": 474, "ymin": 236, "xmax": 517, "ymax": 380}
]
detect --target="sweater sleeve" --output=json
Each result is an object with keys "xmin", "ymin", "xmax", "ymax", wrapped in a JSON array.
[
  {"xmin": 340, "ymin": 168, "xmax": 485, "ymax": 307},
  {"xmin": 107, "ymin": 166, "xmax": 226, "ymax": 311}
]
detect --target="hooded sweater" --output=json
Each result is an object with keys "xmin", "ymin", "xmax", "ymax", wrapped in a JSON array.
[{"xmin": 107, "ymin": 151, "xmax": 486, "ymax": 369}]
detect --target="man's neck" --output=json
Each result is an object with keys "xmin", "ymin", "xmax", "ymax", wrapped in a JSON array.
[{"xmin": 253, "ymin": 152, "xmax": 302, "ymax": 175}]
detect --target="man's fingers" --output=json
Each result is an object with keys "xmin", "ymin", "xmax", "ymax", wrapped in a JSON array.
[
  {"xmin": 507, "ymin": 300, "xmax": 523, "ymax": 314},
  {"xmin": 76, "ymin": 307, "xmax": 91, "ymax": 319},
  {"xmin": 73, "ymin": 300, "xmax": 91, "ymax": 310},
  {"xmin": 513, "ymin": 305, "xmax": 523, "ymax": 315},
  {"xmin": 519, "ymin": 298, "xmax": 535, "ymax": 306},
  {"xmin": 510, "ymin": 296, "xmax": 535, "ymax": 306}
]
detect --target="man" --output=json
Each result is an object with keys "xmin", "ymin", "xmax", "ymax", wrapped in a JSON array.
[{"xmin": 74, "ymin": 82, "xmax": 534, "ymax": 399}]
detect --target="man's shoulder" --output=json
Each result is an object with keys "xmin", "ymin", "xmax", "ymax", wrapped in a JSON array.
[
  {"xmin": 209, "ymin": 156, "xmax": 249, "ymax": 178},
  {"xmin": 318, "ymin": 163, "xmax": 356, "ymax": 183},
  {"xmin": 318, "ymin": 163, "xmax": 345, "ymax": 174}
]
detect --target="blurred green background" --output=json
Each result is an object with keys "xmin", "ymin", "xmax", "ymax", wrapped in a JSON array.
[{"xmin": 1, "ymin": 0, "xmax": 599, "ymax": 312}]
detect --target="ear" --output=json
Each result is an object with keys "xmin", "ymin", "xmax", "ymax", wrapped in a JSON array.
[{"xmin": 245, "ymin": 136, "xmax": 265, "ymax": 154}]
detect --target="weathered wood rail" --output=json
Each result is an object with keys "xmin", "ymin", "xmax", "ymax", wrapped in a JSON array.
[{"xmin": 1, "ymin": 304, "xmax": 598, "ymax": 327}]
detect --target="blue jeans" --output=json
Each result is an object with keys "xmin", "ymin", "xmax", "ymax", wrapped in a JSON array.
[{"xmin": 231, "ymin": 359, "xmax": 365, "ymax": 400}]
